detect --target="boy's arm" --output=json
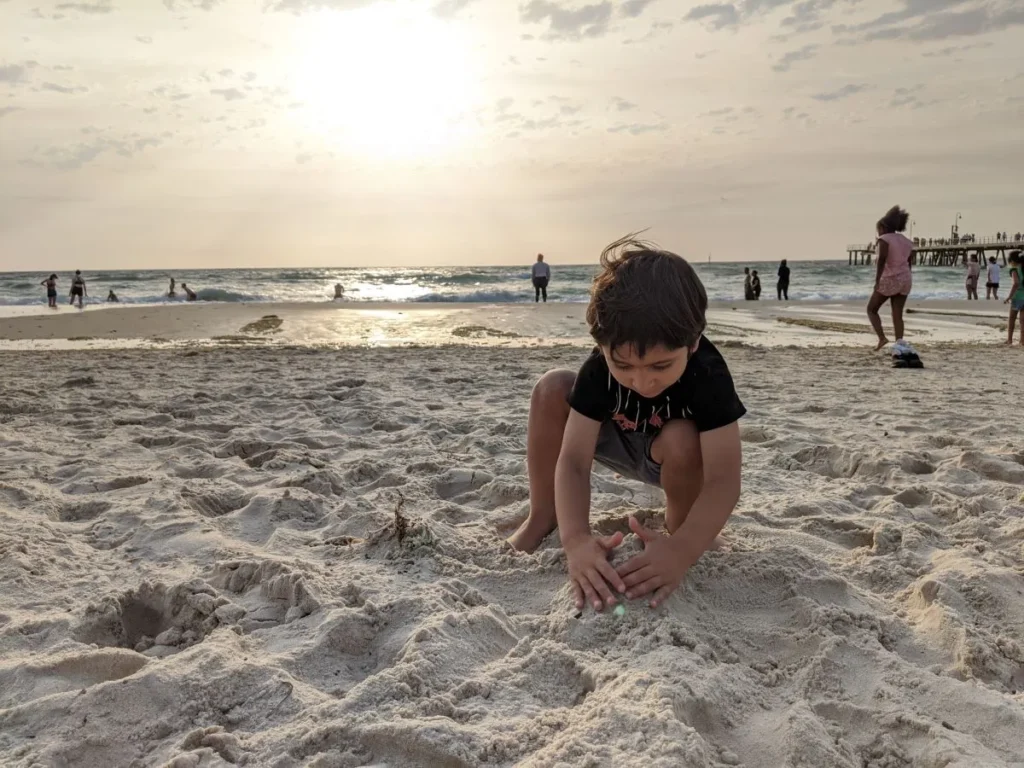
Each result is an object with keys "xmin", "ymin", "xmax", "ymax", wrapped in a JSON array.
[
  {"xmin": 669, "ymin": 422, "xmax": 742, "ymax": 569},
  {"xmin": 554, "ymin": 409, "xmax": 600, "ymax": 545},
  {"xmin": 618, "ymin": 421, "xmax": 742, "ymax": 607},
  {"xmin": 557, "ymin": 410, "xmax": 627, "ymax": 610}
]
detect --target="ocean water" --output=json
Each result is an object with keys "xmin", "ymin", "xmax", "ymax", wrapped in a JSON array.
[{"xmin": 0, "ymin": 262, "xmax": 980, "ymax": 310}]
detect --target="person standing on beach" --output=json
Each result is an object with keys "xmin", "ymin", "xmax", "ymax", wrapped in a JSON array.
[
  {"xmin": 40, "ymin": 274, "xmax": 58, "ymax": 309},
  {"xmin": 777, "ymin": 260, "xmax": 790, "ymax": 301},
  {"xmin": 508, "ymin": 236, "xmax": 745, "ymax": 613},
  {"xmin": 866, "ymin": 205, "xmax": 914, "ymax": 351},
  {"xmin": 743, "ymin": 268, "xmax": 754, "ymax": 300},
  {"xmin": 168, "ymin": 276, "xmax": 176, "ymax": 298},
  {"xmin": 965, "ymin": 255, "xmax": 981, "ymax": 300},
  {"xmin": 1006, "ymin": 251, "xmax": 1024, "ymax": 346},
  {"xmin": 532, "ymin": 253, "xmax": 551, "ymax": 303},
  {"xmin": 986, "ymin": 257, "xmax": 1000, "ymax": 300},
  {"xmin": 69, "ymin": 270, "xmax": 87, "ymax": 309},
  {"xmin": 751, "ymin": 270, "xmax": 762, "ymax": 300}
]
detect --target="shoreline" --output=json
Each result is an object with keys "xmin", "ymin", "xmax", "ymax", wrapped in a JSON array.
[{"xmin": 0, "ymin": 300, "xmax": 1010, "ymax": 350}]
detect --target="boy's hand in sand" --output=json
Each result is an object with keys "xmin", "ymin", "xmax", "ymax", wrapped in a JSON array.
[
  {"xmin": 617, "ymin": 517, "xmax": 688, "ymax": 608},
  {"xmin": 564, "ymin": 531, "xmax": 626, "ymax": 611}
]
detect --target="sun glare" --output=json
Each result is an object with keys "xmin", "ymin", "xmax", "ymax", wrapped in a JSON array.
[{"xmin": 289, "ymin": 5, "xmax": 480, "ymax": 160}]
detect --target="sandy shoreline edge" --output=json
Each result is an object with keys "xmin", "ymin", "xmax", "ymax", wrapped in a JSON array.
[{"xmin": 0, "ymin": 299, "xmax": 1010, "ymax": 348}]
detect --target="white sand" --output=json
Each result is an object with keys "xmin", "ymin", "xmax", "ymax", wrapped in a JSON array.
[{"xmin": 1, "ymin": 335, "xmax": 1024, "ymax": 765}]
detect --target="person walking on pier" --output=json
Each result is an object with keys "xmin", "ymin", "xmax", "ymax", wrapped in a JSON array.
[
  {"xmin": 867, "ymin": 205, "xmax": 914, "ymax": 351},
  {"xmin": 965, "ymin": 255, "xmax": 981, "ymax": 300},
  {"xmin": 1005, "ymin": 251, "xmax": 1024, "ymax": 346},
  {"xmin": 986, "ymin": 257, "xmax": 1001, "ymax": 300},
  {"xmin": 777, "ymin": 260, "xmax": 790, "ymax": 301}
]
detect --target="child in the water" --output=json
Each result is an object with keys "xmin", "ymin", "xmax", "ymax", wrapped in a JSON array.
[{"xmin": 40, "ymin": 274, "xmax": 58, "ymax": 309}]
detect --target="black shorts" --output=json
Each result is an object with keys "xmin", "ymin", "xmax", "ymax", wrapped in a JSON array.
[
  {"xmin": 71, "ymin": 287, "xmax": 83, "ymax": 296},
  {"xmin": 987, "ymin": 282, "xmax": 998, "ymax": 289},
  {"xmin": 532, "ymin": 277, "xmax": 549, "ymax": 289}
]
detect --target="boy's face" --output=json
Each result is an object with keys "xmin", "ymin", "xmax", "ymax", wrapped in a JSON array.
[{"xmin": 602, "ymin": 342, "xmax": 695, "ymax": 399}]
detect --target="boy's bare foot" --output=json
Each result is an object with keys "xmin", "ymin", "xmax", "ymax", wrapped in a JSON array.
[
  {"xmin": 710, "ymin": 535, "xmax": 731, "ymax": 552},
  {"xmin": 874, "ymin": 337, "xmax": 889, "ymax": 351},
  {"xmin": 507, "ymin": 518, "xmax": 555, "ymax": 553}
]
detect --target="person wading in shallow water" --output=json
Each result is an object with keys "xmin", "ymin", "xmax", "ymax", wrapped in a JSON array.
[
  {"xmin": 532, "ymin": 253, "xmax": 551, "ymax": 303},
  {"xmin": 777, "ymin": 260, "xmax": 790, "ymax": 301}
]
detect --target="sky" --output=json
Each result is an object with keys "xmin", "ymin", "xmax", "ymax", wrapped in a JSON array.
[{"xmin": 1, "ymin": 0, "xmax": 1022, "ymax": 269}]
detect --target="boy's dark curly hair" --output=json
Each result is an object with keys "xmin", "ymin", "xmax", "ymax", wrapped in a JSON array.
[{"xmin": 586, "ymin": 234, "xmax": 707, "ymax": 357}]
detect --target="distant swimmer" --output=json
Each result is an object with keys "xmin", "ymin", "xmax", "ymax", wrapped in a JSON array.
[
  {"xmin": 70, "ymin": 270, "xmax": 87, "ymax": 309},
  {"xmin": 107, "ymin": 290, "xmax": 119, "ymax": 303},
  {"xmin": 532, "ymin": 253, "xmax": 550, "ymax": 303},
  {"xmin": 168, "ymin": 276, "xmax": 177, "ymax": 298},
  {"xmin": 182, "ymin": 283, "xmax": 197, "ymax": 301},
  {"xmin": 334, "ymin": 283, "xmax": 344, "ymax": 300},
  {"xmin": 41, "ymin": 273, "xmax": 58, "ymax": 309}
]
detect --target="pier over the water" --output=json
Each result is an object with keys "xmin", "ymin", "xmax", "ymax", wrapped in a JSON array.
[{"xmin": 847, "ymin": 234, "xmax": 1022, "ymax": 266}]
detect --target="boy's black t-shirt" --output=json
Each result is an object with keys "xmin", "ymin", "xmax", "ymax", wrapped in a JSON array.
[{"xmin": 568, "ymin": 336, "xmax": 746, "ymax": 434}]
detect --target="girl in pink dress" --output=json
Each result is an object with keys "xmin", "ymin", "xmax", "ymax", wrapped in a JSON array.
[{"xmin": 866, "ymin": 205, "xmax": 914, "ymax": 351}]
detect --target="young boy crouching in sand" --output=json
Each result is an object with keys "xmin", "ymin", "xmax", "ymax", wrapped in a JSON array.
[{"xmin": 509, "ymin": 236, "xmax": 745, "ymax": 611}]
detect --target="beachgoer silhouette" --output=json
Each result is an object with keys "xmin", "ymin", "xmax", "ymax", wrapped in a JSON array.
[
  {"xmin": 40, "ymin": 273, "xmax": 58, "ymax": 309},
  {"xmin": 743, "ymin": 268, "xmax": 754, "ymax": 300},
  {"xmin": 777, "ymin": 260, "xmax": 790, "ymax": 301},
  {"xmin": 70, "ymin": 270, "xmax": 86, "ymax": 309},
  {"xmin": 752, "ymin": 270, "xmax": 762, "ymax": 300},
  {"xmin": 107, "ymin": 290, "xmax": 119, "ymax": 303},
  {"xmin": 532, "ymin": 253, "xmax": 550, "ymax": 303},
  {"xmin": 334, "ymin": 283, "xmax": 344, "ymax": 300},
  {"xmin": 168, "ymin": 276, "xmax": 176, "ymax": 298},
  {"xmin": 965, "ymin": 254, "xmax": 981, "ymax": 300},
  {"xmin": 182, "ymin": 283, "xmax": 197, "ymax": 301}
]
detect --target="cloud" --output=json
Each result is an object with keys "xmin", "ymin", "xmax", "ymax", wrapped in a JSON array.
[
  {"xmin": 0, "ymin": 106, "xmax": 22, "ymax": 118},
  {"xmin": 834, "ymin": 0, "xmax": 1024, "ymax": 43},
  {"xmin": 55, "ymin": 0, "xmax": 114, "ymax": 12},
  {"xmin": 0, "ymin": 64, "xmax": 29, "ymax": 82},
  {"xmin": 772, "ymin": 43, "xmax": 817, "ymax": 72},
  {"xmin": 612, "ymin": 96, "xmax": 636, "ymax": 111},
  {"xmin": 22, "ymin": 134, "xmax": 162, "ymax": 170},
  {"xmin": 608, "ymin": 122, "xmax": 668, "ymax": 134},
  {"xmin": 620, "ymin": 0, "xmax": 656, "ymax": 18},
  {"xmin": 519, "ymin": 1, "xmax": 614, "ymax": 40},
  {"xmin": 136, "ymin": 35, "xmax": 153, "ymax": 44},
  {"xmin": 41, "ymin": 82, "xmax": 89, "ymax": 94},
  {"xmin": 431, "ymin": 0, "xmax": 482, "ymax": 18},
  {"xmin": 211, "ymin": 87, "xmax": 246, "ymax": 100},
  {"xmin": 264, "ymin": 0, "xmax": 374, "ymax": 12},
  {"xmin": 811, "ymin": 83, "xmax": 867, "ymax": 101},
  {"xmin": 164, "ymin": 0, "xmax": 223, "ymax": 8},
  {"xmin": 684, "ymin": 3, "xmax": 739, "ymax": 30}
]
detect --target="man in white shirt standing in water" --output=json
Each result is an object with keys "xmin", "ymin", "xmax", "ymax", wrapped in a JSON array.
[
  {"xmin": 532, "ymin": 253, "xmax": 551, "ymax": 303},
  {"xmin": 986, "ymin": 257, "xmax": 1001, "ymax": 300}
]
